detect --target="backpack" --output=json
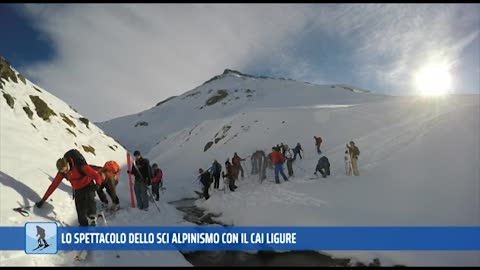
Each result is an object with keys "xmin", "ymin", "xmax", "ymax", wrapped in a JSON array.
[
  {"xmin": 213, "ymin": 162, "xmax": 221, "ymax": 174},
  {"xmin": 64, "ymin": 149, "xmax": 87, "ymax": 178},
  {"xmin": 143, "ymin": 159, "xmax": 153, "ymax": 185},
  {"xmin": 133, "ymin": 158, "xmax": 152, "ymax": 185},
  {"xmin": 103, "ymin": 160, "xmax": 120, "ymax": 174}
]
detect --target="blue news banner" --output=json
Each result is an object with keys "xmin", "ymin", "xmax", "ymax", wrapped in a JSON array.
[{"xmin": 2, "ymin": 226, "xmax": 480, "ymax": 251}]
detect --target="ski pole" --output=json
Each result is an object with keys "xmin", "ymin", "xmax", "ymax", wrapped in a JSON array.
[
  {"xmin": 146, "ymin": 187, "xmax": 162, "ymax": 213},
  {"xmin": 98, "ymin": 211, "xmax": 121, "ymax": 259}
]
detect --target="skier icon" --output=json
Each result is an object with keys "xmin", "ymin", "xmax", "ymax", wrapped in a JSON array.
[{"xmin": 34, "ymin": 225, "xmax": 49, "ymax": 250}]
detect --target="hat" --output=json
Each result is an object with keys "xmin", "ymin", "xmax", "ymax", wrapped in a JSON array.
[
  {"xmin": 349, "ymin": 141, "xmax": 355, "ymax": 145},
  {"xmin": 133, "ymin": 150, "xmax": 141, "ymax": 156}
]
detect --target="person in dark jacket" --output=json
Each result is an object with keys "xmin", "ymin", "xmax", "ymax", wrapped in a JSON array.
[
  {"xmin": 293, "ymin": 143, "xmax": 304, "ymax": 160},
  {"xmin": 199, "ymin": 168, "xmax": 212, "ymax": 200},
  {"xmin": 211, "ymin": 160, "xmax": 222, "ymax": 190},
  {"xmin": 129, "ymin": 150, "xmax": 152, "ymax": 211},
  {"xmin": 250, "ymin": 152, "xmax": 259, "ymax": 175},
  {"xmin": 314, "ymin": 156, "xmax": 331, "ymax": 178},
  {"xmin": 258, "ymin": 150, "xmax": 267, "ymax": 182}
]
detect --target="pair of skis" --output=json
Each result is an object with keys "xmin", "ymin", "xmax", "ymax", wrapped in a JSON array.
[{"xmin": 31, "ymin": 244, "xmax": 50, "ymax": 252}]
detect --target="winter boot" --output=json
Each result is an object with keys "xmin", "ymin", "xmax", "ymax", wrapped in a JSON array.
[
  {"xmin": 87, "ymin": 215, "xmax": 97, "ymax": 226},
  {"xmin": 110, "ymin": 204, "xmax": 119, "ymax": 212}
]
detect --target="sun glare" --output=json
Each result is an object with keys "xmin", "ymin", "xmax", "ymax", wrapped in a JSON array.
[{"xmin": 414, "ymin": 63, "xmax": 452, "ymax": 96}]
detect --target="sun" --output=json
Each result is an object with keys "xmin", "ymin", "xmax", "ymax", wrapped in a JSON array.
[{"xmin": 414, "ymin": 63, "xmax": 452, "ymax": 96}]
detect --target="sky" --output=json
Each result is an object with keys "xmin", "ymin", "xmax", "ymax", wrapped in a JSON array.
[{"xmin": 1, "ymin": 4, "xmax": 479, "ymax": 122}]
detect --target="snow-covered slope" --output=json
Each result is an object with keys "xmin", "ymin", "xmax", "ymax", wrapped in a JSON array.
[
  {"xmin": 100, "ymin": 68, "xmax": 480, "ymax": 266},
  {"xmin": 98, "ymin": 69, "xmax": 387, "ymax": 154},
  {"xmin": 0, "ymin": 56, "xmax": 191, "ymax": 266}
]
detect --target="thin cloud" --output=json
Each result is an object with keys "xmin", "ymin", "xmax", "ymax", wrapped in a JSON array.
[
  {"xmin": 20, "ymin": 4, "xmax": 313, "ymax": 121},
  {"xmin": 19, "ymin": 4, "xmax": 479, "ymax": 121}
]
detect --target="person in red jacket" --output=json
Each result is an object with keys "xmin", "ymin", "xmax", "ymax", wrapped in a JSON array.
[
  {"xmin": 36, "ymin": 150, "xmax": 103, "ymax": 227},
  {"xmin": 271, "ymin": 147, "xmax": 289, "ymax": 184},
  {"xmin": 151, "ymin": 163, "xmax": 163, "ymax": 201}
]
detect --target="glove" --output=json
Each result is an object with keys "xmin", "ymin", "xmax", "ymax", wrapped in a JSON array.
[{"xmin": 35, "ymin": 200, "xmax": 45, "ymax": 208}]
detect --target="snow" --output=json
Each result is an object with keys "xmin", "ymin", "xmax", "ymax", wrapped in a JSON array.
[
  {"xmin": 2, "ymin": 61, "xmax": 479, "ymax": 266},
  {"xmin": 0, "ymin": 67, "xmax": 192, "ymax": 266},
  {"xmin": 100, "ymin": 71, "xmax": 480, "ymax": 266}
]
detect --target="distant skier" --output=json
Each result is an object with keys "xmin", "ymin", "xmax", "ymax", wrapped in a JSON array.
[
  {"xmin": 36, "ymin": 225, "xmax": 49, "ymax": 248},
  {"xmin": 257, "ymin": 150, "xmax": 267, "ymax": 182},
  {"xmin": 280, "ymin": 143, "xmax": 287, "ymax": 155},
  {"xmin": 293, "ymin": 143, "xmax": 304, "ymax": 160},
  {"xmin": 223, "ymin": 159, "xmax": 237, "ymax": 192},
  {"xmin": 314, "ymin": 156, "xmax": 331, "ymax": 178},
  {"xmin": 271, "ymin": 147, "xmax": 288, "ymax": 184},
  {"xmin": 198, "ymin": 168, "xmax": 212, "ymax": 200},
  {"xmin": 346, "ymin": 141, "xmax": 360, "ymax": 176},
  {"xmin": 344, "ymin": 148, "xmax": 352, "ymax": 176},
  {"xmin": 285, "ymin": 145, "xmax": 294, "ymax": 177},
  {"xmin": 314, "ymin": 136, "xmax": 323, "ymax": 154},
  {"xmin": 151, "ymin": 164, "xmax": 163, "ymax": 201},
  {"xmin": 232, "ymin": 152, "xmax": 245, "ymax": 179},
  {"xmin": 211, "ymin": 160, "xmax": 222, "ymax": 190},
  {"xmin": 250, "ymin": 151, "xmax": 259, "ymax": 175},
  {"xmin": 36, "ymin": 149, "xmax": 103, "ymax": 227}
]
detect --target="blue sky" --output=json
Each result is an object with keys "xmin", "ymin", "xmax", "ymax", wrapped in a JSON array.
[{"xmin": 1, "ymin": 4, "xmax": 479, "ymax": 121}]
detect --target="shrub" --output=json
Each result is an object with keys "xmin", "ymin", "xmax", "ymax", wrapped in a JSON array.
[
  {"xmin": 66, "ymin": 128, "xmax": 77, "ymax": 137},
  {"xmin": 204, "ymin": 141, "xmax": 214, "ymax": 152},
  {"xmin": 60, "ymin": 113, "xmax": 76, "ymax": 128},
  {"xmin": 3, "ymin": 92, "xmax": 14, "ymax": 108},
  {"xmin": 17, "ymin": 74, "xmax": 26, "ymax": 84},
  {"xmin": 206, "ymin": 90, "xmax": 228, "ymax": 106},
  {"xmin": 29, "ymin": 95, "xmax": 57, "ymax": 121},
  {"xmin": 82, "ymin": 145, "xmax": 96, "ymax": 156},
  {"xmin": 79, "ymin": 117, "xmax": 89, "ymax": 128},
  {"xmin": 134, "ymin": 121, "xmax": 149, "ymax": 127},
  {"xmin": 23, "ymin": 106, "xmax": 33, "ymax": 119},
  {"xmin": 0, "ymin": 57, "xmax": 18, "ymax": 88}
]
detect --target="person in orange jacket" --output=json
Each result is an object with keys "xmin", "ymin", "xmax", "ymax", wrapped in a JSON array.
[
  {"xmin": 92, "ymin": 160, "xmax": 120, "ymax": 211},
  {"xmin": 271, "ymin": 147, "xmax": 289, "ymax": 184},
  {"xmin": 36, "ymin": 149, "xmax": 103, "ymax": 226},
  {"xmin": 232, "ymin": 152, "xmax": 245, "ymax": 179}
]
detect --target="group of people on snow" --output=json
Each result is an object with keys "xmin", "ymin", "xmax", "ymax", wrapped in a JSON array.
[
  {"xmin": 196, "ymin": 136, "xmax": 361, "ymax": 201},
  {"xmin": 34, "ymin": 134, "xmax": 360, "ymax": 227},
  {"xmin": 35, "ymin": 149, "xmax": 163, "ymax": 227}
]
